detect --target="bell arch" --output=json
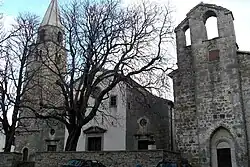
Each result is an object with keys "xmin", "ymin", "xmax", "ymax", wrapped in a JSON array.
[
  {"xmin": 183, "ymin": 25, "xmax": 191, "ymax": 46},
  {"xmin": 204, "ymin": 10, "xmax": 219, "ymax": 40}
]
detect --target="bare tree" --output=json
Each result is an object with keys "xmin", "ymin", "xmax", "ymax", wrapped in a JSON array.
[
  {"xmin": 30, "ymin": 0, "xmax": 174, "ymax": 151},
  {"xmin": 0, "ymin": 14, "xmax": 39, "ymax": 152}
]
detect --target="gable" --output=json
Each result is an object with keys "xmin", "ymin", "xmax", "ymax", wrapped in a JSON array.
[{"xmin": 83, "ymin": 126, "xmax": 107, "ymax": 134}]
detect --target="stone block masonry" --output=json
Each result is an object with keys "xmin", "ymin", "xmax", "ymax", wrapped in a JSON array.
[
  {"xmin": 34, "ymin": 150, "xmax": 180, "ymax": 167},
  {"xmin": 0, "ymin": 152, "xmax": 22, "ymax": 167},
  {"xmin": 171, "ymin": 2, "xmax": 250, "ymax": 167}
]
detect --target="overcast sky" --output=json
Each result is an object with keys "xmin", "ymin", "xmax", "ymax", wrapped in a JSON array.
[
  {"xmin": 1, "ymin": 0, "xmax": 249, "ymax": 100},
  {"xmin": 1, "ymin": 0, "xmax": 249, "ymax": 51}
]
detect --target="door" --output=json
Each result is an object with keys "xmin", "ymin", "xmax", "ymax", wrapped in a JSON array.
[
  {"xmin": 217, "ymin": 148, "xmax": 232, "ymax": 167},
  {"xmin": 23, "ymin": 148, "xmax": 28, "ymax": 161},
  {"xmin": 87, "ymin": 137, "xmax": 102, "ymax": 151},
  {"xmin": 138, "ymin": 140, "xmax": 149, "ymax": 150}
]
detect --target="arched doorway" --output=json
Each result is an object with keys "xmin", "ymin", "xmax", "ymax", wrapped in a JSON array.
[
  {"xmin": 216, "ymin": 141, "xmax": 232, "ymax": 167},
  {"xmin": 22, "ymin": 148, "xmax": 28, "ymax": 161},
  {"xmin": 210, "ymin": 127, "xmax": 236, "ymax": 167}
]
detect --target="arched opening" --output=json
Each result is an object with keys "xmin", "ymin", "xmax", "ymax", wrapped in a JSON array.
[
  {"xmin": 57, "ymin": 31, "xmax": 63, "ymax": 43},
  {"xmin": 22, "ymin": 147, "xmax": 28, "ymax": 161},
  {"xmin": 39, "ymin": 29, "xmax": 46, "ymax": 42},
  {"xmin": 210, "ymin": 127, "xmax": 236, "ymax": 167},
  {"xmin": 39, "ymin": 50, "xmax": 43, "ymax": 60},
  {"xmin": 184, "ymin": 26, "xmax": 191, "ymax": 46},
  {"xmin": 35, "ymin": 50, "xmax": 39, "ymax": 60},
  {"xmin": 216, "ymin": 141, "xmax": 232, "ymax": 167},
  {"xmin": 204, "ymin": 11, "xmax": 219, "ymax": 40}
]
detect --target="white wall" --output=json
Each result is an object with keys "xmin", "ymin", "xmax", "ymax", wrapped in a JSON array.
[
  {"xmin": 64, "ymin": 83, "xmax": 127, "ymax": 151},
  {"xmin": 0, "ymin": 131, "xmax": 5, "ymax": 152},
  {"xmin": 0, "ymin": 131, "xmax": 14, "ymax": 152}
]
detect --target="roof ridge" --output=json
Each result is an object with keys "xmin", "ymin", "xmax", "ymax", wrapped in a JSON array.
[{"xmin": 40, "ymin": 0, "xmax": 63, "ymax": 29}]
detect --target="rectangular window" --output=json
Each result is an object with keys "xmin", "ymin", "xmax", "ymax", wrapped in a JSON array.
[
  {"xmin": 209, "ymin": 49, "xmax": 220, "ymax": 61},
  {"xmin": 47, "ymin": 145, "xmax": 57, "ymax": 152},
  {"xmin": 110, "ymin": 95, "xmax": 117, "ymax": 107},
  {"xmin": 87, "ymin": 137, "xmax": 102, "ymax": 151}
]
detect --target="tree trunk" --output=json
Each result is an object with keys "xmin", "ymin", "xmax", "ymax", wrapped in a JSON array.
[
  {"xmin": 65, "ymin": 126, "xmax": 81, "ymax": 151},
  {"xmin": 4, "ymin": 131, "xmax": 14, "ymax": 152}
]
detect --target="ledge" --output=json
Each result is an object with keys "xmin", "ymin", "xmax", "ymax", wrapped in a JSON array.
[{"xmin": 237, "ymin": 50, "xmax": 250, "ymax": 55}]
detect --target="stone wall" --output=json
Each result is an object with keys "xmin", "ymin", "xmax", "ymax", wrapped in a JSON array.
[
  {"xmin": 126, "ymin": 83, "xmax": 173, "ymax": 151},
  {"xmin": 238, "ymin": 51, "xmax": 250, "ymax": 160},
  {"xmin": 172, "ymin": 3, "xmax": 249, "ymax": 167},
  {"xmin": 0, "ymin": 152, "xmax": 22, "ymax": 167},
  {"xmin": 34, "ymin": 150, "xmax": 180, "ymax": 167},
  {"xmin": 15, "ymin": 24, "xmax": 66, "ymax": 158}
]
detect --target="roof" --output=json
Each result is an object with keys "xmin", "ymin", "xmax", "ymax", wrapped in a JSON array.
[
  {"xmin": 237, "ymin": 50, "xmax": 250, "ymax": 55},
  {"xmin": 186, "ymin": 2, "xmax": 232, "ymax": 17},
  {"xmin": 40, "ymin": 0, "xmax": 63, "ymax": 29},
  {"xmin": 175, "ymin": 2, "xmax": 233, "ymax": 32}
]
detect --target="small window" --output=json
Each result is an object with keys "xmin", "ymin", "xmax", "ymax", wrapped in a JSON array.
[
  {"xmin": 57, "ymin": 31, "xmax": 63, "ymax": 43},
  {"xmin": 23, "ymin": 148, "xmax": 28, "ymax": 161},
  {"xmin": 185, "ymin": 27, "xmax": 191, "ymax": 46},
  {"xmin": 50, "ymin": 129, "xmax": 55, "ymax": 135},
  {"xmin": 87, "ymin": 137, "xmax": 102, "ymax": 151},
  {"xmin": 39, "ymin": 100, "xmax": 44, "ymax": 109},
  {"xmin": 39, "ymin": 50, "xmax": 43, "ymax": 60},
  {"xmin": 35, "ymin": 50, "xmax": 39, "ymax": 60},
  {"xmin": 139, "ymin": 118, "xmax": 147, "ymax": 127},
  {"xmin": 55, "ymin": 53, "xmax": 61, "ymax": 64},
  {"xmin": 127, "ymin": 102, "xmax": 131, "ymax": 109},
  {"xmin": 110, "ymin": 95, "xmax": 117, "ymax": 107},
  {"xmin": 209, "ymin": 50, "xmax": 219, "ymax": 61},
  {"xmin": 39, "ymin": 29, "xmax": 46, "ymax": 41},
  {"xmin": 47, "ymin": 145, "xmax": 57, "ymax": 152}
]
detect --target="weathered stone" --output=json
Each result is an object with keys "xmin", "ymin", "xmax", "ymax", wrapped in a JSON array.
[
  {"xmin": 171, "ymin": 2, "xmax": 250, "ymax": 167},
  {"xmin": 0, "ymin": 152, "xmax": 22, "ymax": 167},
  {"xmin": 34, "ymin": 150, "xmax": 180, "ymax": 167}
]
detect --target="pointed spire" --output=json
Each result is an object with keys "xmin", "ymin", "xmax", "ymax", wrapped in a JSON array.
[{"xmin": 40, "ymin": 0, "xmax": 63, "ymax": 29}]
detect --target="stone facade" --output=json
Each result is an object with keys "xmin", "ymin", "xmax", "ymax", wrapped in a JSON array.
[
  {"xmin": 34, "ymin": 150, "xmax": 180, "ymax": 167},
  {"xmin": 126, "ymin": 82, "xmax": 174, "ymax": 151},
  {"xmin": 15, "ymin": 0, "xmax": 66, "ymax": 159},
  {"xmin": 171, "ymin": 2, "xmax": 250, "ymax": 167},
  {"xmin": 0, "ymin": 152, "xmax": 22, "ymax": 167}
]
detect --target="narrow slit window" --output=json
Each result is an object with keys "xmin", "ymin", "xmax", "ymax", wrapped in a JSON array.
[
  {"xmin": 55, "ymin": 53, "xmax": 61, "ymax": 64},
  {"xmin": 57, "ymin": 31, "xmax": 63, "ymax": 43},
  {"xmin": 39, "ymin": 29, "xmax": 46, "ymax": 41},
  {"xmin": 110, "ymin": 95, "xmax": 117, "ymax": 107},
  {"xmin": 185, "ymin": 28, "xmax": 191, "ymax": 46}
]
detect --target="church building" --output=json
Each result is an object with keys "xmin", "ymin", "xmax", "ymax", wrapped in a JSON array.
[
  {"xmin": 14, "ymin": 0, "xmax": 174, "ymax": 160},
  {"xmin": 171, "ymin": 2, "xmax": 250, "ymax": 167}
]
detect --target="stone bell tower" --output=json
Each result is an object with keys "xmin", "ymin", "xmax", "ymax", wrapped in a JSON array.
[
  {"xmin": 171, "ymin": 3, "xmax": 249, "ymax": 167},
  {"xmin": 15, "ymin": 0, "xmax": 66, "ymax": 160}
]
